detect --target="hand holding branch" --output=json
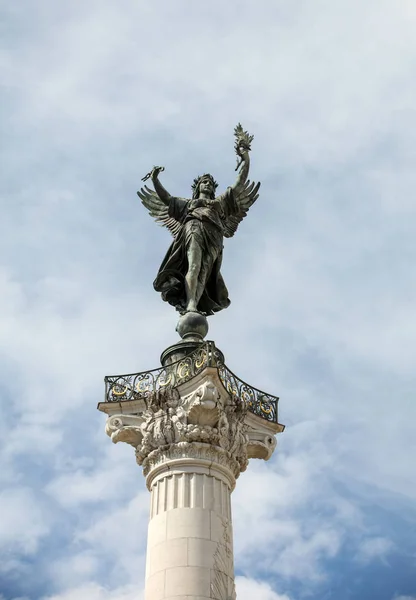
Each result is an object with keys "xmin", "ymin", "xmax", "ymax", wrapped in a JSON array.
[{"xmin": 234, "ymin": 123, "xmax": 254, "ymax": 172}]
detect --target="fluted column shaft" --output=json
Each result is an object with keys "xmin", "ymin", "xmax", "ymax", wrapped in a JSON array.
[{"xmin": 145, "ymin": 459, "xmax": 235, "ymax": 600}]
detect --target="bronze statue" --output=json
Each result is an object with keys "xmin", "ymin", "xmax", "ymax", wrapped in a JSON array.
[{"xmin": 138, "ymin": 124, "xmax": 260, "ymax": 317}]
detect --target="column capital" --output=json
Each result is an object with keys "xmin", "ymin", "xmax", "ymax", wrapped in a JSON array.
[
  {"xmin": 105, "ymin": 371, "xmax": 247, "ymax": 487},
  {"xmin": 104, "ymin": 367, "xmax": 284, "ymax": 491}
]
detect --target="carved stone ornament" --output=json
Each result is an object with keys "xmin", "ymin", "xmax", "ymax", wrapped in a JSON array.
[
  {"xmin": 105, "ymin": 372, "xmax": 249, "ymax": 478},
  {"xmin": 103, "ymin": 366, "xmax": 283, "ymax": 491}
]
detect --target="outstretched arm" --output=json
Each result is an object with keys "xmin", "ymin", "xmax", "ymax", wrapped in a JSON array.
[
  {"xmin": 152, "ymin": 173, "xmax": 172, "ymax": 206},
  {"xmin": 231, "ymin": 151, "xmax": 250, "ymax": 196},
  {"xmin": 142, "ymin": 166, "xmax": 172, "ymax": 206}
]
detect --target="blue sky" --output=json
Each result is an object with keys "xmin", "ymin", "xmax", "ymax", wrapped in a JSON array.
[{"xmin": 1, "ymin": 1, "xmax": 416, "ymax": 599}]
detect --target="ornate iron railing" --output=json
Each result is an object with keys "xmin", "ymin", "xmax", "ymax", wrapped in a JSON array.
[{"xmin": 104, "ymin": 341, "xmax": 279, "ymax": 423}]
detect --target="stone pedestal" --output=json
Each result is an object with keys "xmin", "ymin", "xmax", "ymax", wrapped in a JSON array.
[{"xmin": 98, "ymin": 342, "xmax": 284, "ymax": 600}]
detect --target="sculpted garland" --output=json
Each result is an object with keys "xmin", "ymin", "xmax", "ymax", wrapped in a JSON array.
[{"xmin": 138, "ymin": 124, "xmax": 260, "ymax": 316}]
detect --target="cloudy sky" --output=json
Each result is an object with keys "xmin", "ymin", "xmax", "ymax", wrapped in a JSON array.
[{"xmin": 1, "ymin": 1, "xmax": 416, "ymax": 599}]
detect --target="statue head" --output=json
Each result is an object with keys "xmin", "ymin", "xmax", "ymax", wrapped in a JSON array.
[{"xmin": 191, "ymin": 174, "xmax": 218, "ymax": 200}]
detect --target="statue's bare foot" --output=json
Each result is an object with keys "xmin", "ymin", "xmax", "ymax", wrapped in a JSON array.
[
  {"xmin": 178, "ymin": 306, "xmax": 197, "ymax": 316},
  {"xmin": 182, "ymin": 308, "xmax": 207, "ymax": 317}
]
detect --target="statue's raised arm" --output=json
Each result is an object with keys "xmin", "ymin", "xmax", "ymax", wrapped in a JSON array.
[
  {"xmin": 221, "ymin": 124, "xmax": 260, "ymax": 239},
  {"xmin": 141, "ymin": 166, "xmax": 170, "ymax": 205},
  {"xmin": 232, "ymin": 123, "xmax": 253, "ymax": 193},
  {"xmin": 137, "ymin": 166, "xmax": 182, "ymax": 238}
]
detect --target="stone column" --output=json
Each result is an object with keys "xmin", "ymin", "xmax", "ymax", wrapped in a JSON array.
[
  {"xmin": 144, "ymin": 444, "xmax": 236, "ymax": 600},
  {"xmin": 100, "ymin": 355, "xmax": 283, "ymax": 600}
]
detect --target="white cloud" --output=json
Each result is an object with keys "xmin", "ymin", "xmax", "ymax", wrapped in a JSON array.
[
  {"xmin": 76, "ymin": 491, "xmax": 149, "ymax": 585},
  {"xmin": 355, "ymin": 537, "xmax": 394, "ymax": 565},
  {"xmin": 46, "ymin": 451, "xmax": 136, "ymax": 509},
  {"xmin": 42, "ymin": 583, "xmax": 142, "ymax": 600},
  {"xmin": 48, "ymin": 552, "xmax": 100, "ymax": 590},
  {"xmin": 236, "ymin": 576, "xmax": 292, "ymax": 600},
  {"xmin": 0, "ymin": 487, "xmax": 49, "ymax": 555}
]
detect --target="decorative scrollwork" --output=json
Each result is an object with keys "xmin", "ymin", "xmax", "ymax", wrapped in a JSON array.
[
  {"xmin": 216, "ymin": 364, "xmax": 279, "ymax": 423},
  {"xmin": 177, "ymin": 361, "xmax": 191, "ymax": 379},
  {"xmin": 157, "ymin": 371, "xmax": 172, "ymax": 387},
  {"xmin": 104, "ymin": 341, "xmax": 279, "ymax": 423},
  {"xmin": 112, "ymin": 383, "xmax": 129, "ymax": 397},
  {"xmin": 259, "ymin": 396, "xmax": 273, "ymax": 415},
  {"xmin": 195, "ymin": 348, "xmax": 206, "ymax": 369}
]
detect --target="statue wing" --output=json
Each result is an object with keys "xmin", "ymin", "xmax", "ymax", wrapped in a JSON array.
[
  {"xmin": 137, "ymin": 186, "xmax": 182, "ymax": 238},
  {"xmin": 222, "ymin": 180, "xmax": 261, "ymax": 238}
]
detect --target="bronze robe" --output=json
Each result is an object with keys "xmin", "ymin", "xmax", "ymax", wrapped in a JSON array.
[{"xmin": 153, "ymin": 188, "xmax": 238, "ymax": 315}]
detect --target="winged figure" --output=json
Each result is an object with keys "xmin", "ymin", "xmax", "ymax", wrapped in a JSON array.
[{"xmin": 137, "ymin": 125, "xmax": 260, "ymax": 316}]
